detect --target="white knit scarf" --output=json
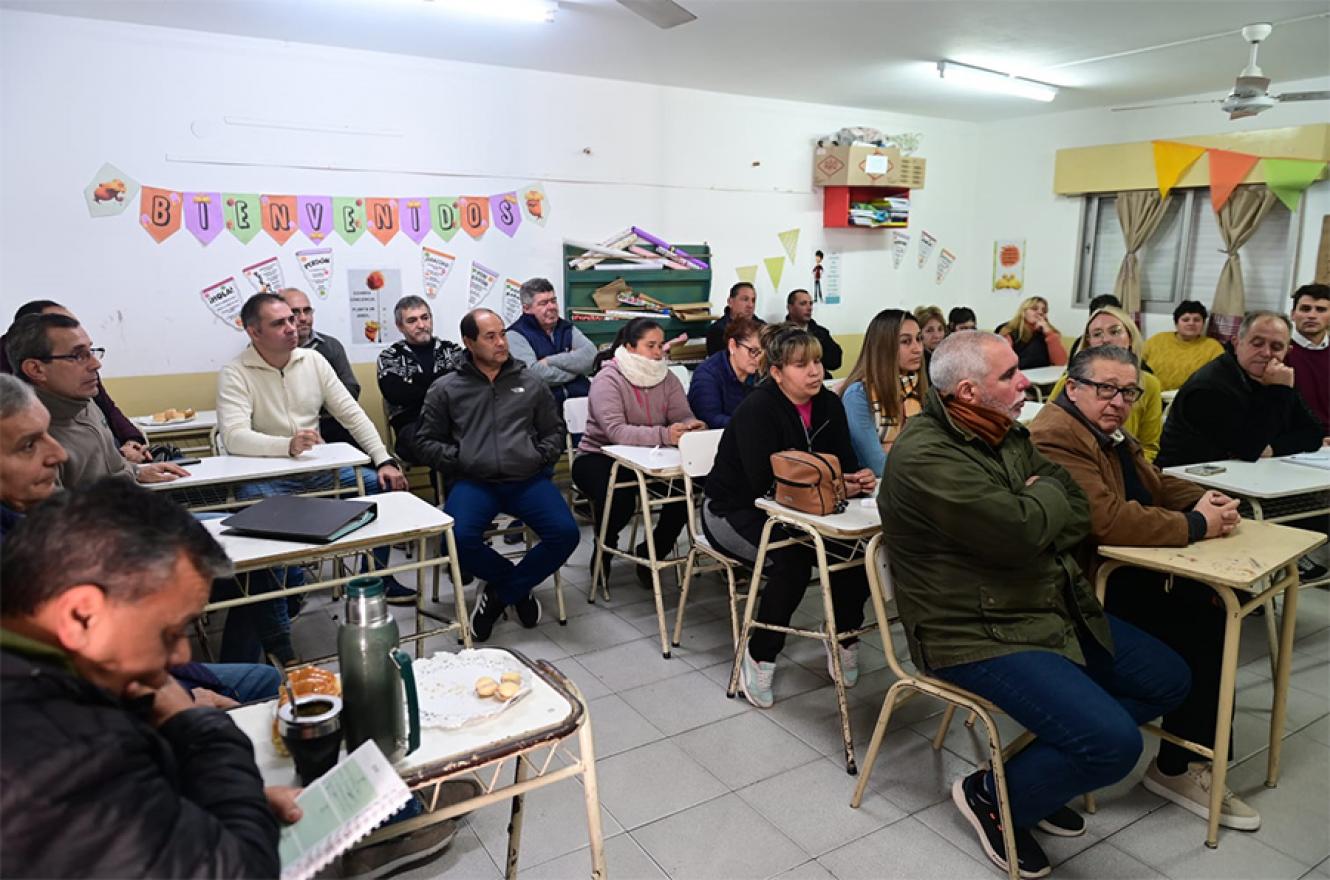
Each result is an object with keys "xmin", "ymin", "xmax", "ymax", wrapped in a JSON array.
[{"xmin": 613, "ymin": 346, "xmax": 670, "ymax": 388}]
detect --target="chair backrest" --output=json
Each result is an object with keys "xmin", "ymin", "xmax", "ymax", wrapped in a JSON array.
[
  {"xmin": 864, "ymin": 533, "xmax": 911, "ymax": 681},
  {"xmin": 563, "ymin": 396, "xmax": 590, "ymax": 435},
  {"xmin": 669, "ymin": 364, "xmax": 691, "ymax": 391},
  {"xmin": 678, "ymin": 428, "xmax": 723, "ymax": 479}
]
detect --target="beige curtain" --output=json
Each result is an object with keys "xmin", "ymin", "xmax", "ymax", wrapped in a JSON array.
[
  {"xmin": 1113, "ymin": 190, "xmax": 1172, "ymax": 315},
  {"xmin": 1212, "ymin": 185, "xmax": 1279, "ymax": 325}
]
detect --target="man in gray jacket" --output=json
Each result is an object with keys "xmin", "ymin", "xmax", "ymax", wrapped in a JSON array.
[{"xmin": 414, "ymin": 308, "xmax": 579, "ymax": 641}]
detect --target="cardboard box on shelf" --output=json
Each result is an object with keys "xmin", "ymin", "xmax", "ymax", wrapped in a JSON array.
[{"xmin": 813, "ymin": 144, "xmax": 927, "ymax": 189}]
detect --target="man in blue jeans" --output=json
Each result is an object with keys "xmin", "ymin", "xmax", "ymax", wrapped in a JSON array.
[
  {"xmin": 414, "ymin": 308, "xmax": 579, "ymax": 641},
  {"xmin": 879, "ymin": 331, "xmax": 1191, "ymax": 879}
]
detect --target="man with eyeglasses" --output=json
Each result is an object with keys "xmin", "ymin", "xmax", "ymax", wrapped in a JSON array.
[
  {"xmin": 1029, "ymin": 346, "xmax": 1258, "ymax": 830},
  {"xmin": 4, "ymin": 314, "xmax": 187, "ymax": 487},
  {"xmin": 280, "ymin": 288, "xmax": 362, "ymax": 450}
]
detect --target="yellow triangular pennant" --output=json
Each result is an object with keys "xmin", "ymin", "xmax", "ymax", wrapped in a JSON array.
[
  {"xmin": 777, "ymin": 228, "xmax": 800, "ymax": 264},
  {"xmin": 764, "ymin": 256, "xmax": 785, "ymax": 290},
  {"xmin": 736, "ymin": 265, "xmax": 758, "ymax": 284},
  {"xmin": 1152, "ymin": 141, "xmax": 1207, "ymax": 199}
]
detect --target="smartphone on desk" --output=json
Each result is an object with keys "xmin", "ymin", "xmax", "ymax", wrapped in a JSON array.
[
  {"xmin": 1185, "ymin": 465, "xmax": 1226, "ymax": 476},
  {"xmin": 172, "ymin": 458, "xmax": 203, "ymax": 467}
]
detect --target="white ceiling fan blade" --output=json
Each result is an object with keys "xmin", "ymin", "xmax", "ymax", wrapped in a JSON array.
[
  {"xmin": 1228, "ymin": 108, "xmax": 1265, "ymax": 120},
  {"xmin": 1112, "ymin": 97, "xmax": 1223, "ymax": 112},
  {"xmin": 616, "ymin": 0, "xmax": 697, "ymax": 29},
  {"xmin": 1276, "ymin": 90, "xmax": 1330, "ymax": 102}
]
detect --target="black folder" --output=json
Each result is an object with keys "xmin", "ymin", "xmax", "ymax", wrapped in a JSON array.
[{"xmin": 221, "ymin": 496, "xmax": 378, "ymax": 544}]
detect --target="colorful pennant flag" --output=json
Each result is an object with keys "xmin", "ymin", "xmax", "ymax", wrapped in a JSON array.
[
  {"xmin": 261, "ymin": 195, "xmax": 298, "ymax": 246},
  {"xmin": 764, "ymin": 256, "xmax": 785, "ymax": 289},
  {"xmin": 399, "ymin": 198, "xmax": 430, "ymax": 244},
  {"xmin": 364, "ymin": 198, "xmax": 399, "ymax": 245},
  {"xmin": 491, "ymin": 192, "xmax": 522, "ymax": 238},
  {"xmin": 421, "ymin": 247, "xmax": 456, "ymax": 299},
  {"xmin": 84, "ymin": 162, "xmax": 138, "ymax": 218},
  {"xmin": 777, "ymin": 228, "xmax": 800, "ymax": 264},
  {"xmin": 457, "ymin": 196, "xmax": 491, "ymax": 239},
  {"xmin": 182, "ymin": 192, "xmax": 224, "ymax": 246},
  {"xmin": 1261, "ymin": 157, "xmax": 1328, "ymax": 212},
  {"xmin": 1152, "ymin": 141, "xmax": 1207, "ymax": 199},
  {"xmin": 224, "ymin": 193, "xmax": 262, "ymax": 244},
  {"xmin": 736, "ymin": 266, "xmax": 758, "ymax": 284},
  {"xmin": 139, "ymin": 187, "xmax": 182, "ymax": 243},
  {"xmin": 298, "ymin": 195, "xmax": 333, "ymax": 244},
  {"xmin": 296, "ymin": 248, "xmax": 333, "ymax": 299},
  {"xmin": 334, "ymin": 197, "xmax": 366, "ymax": 246},
  {"xmin": 431, "ymin": 197, "xmax": 460, "ymax": 243},
  {"xmin": 1206, "ymin": 149, "xmax": 1261, "ymax": 213},
  {"xmin": 521, "ymin": 184, "xmax": 548, "ymax": 226}
]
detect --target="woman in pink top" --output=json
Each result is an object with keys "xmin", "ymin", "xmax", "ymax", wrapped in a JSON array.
[{"xmin": 573, "ymin": 318, "xmax": 704, "ymax": 587}]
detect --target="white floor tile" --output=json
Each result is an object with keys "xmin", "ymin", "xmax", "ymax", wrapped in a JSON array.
[
  {"xmin": 673, "ymin": 712, "xmax": 821, "ymax": 790},
  {"xmin": 621, "ymin": 670, "xmax": 749, "ymax": 736},
  {"xmin": 1109, "ymin": 802, "xmax": 1312, "ymax": 879},
  {"xmin": 593, "ymin": 739, "xmax": 729, "ymax": 830},
  {"xmin": 631, "ymin": 792, "xmax": 808, "ymax": 880},
  {"xmin": 816, "ymin": 816, "xmax": 994, "ymax": 880}
]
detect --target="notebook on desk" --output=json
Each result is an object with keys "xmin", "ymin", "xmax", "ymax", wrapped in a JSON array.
[
  {"xmin": 1286, "ymin": 448, "xmax": 1330, "ymax": 472},
  {"xmin": 222, "ymin": 496, "xmax": 378, "ymax": 544}
]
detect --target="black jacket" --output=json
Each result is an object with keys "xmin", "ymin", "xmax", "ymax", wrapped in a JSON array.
[
  {"xmin": 376, "ymin": 337, "xmax": 466, "ymax": 431},
  {"xmin": 705, "ymin": 379, "xmax": 860, "ymax": 518},
  {"xmin": 0, "ymin": 636, "xmax": 279, "ymax": 878},
  {"xmin": 704, "ymin": 309, "xmax": 766, "ymax": 356},
  {"xmin": 414, "ymin": 354, "xmax": 565, "ymax": 482},
  {"xmin": 802, "ymin": 319, "xmax": 843, "ymax": 375},
  {"xmin": 1156, "ymin": 351, "xmax": 1325, "ymax": 467}
]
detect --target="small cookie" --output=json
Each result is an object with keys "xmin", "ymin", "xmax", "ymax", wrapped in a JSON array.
[
  {"xmin": 500, "ymin": 672, "xmax": 521, "ymax": 685},
  {"xmin": 475, "ymin": 676, "xmax": 498, "ymax": 698},
  {"xmin": 496, "ymin": 681, "xmax": 520, "ymax": 701}
]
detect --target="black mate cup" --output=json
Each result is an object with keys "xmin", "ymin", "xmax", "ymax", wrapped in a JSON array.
[{"xmin": 277, "ymin": 694, "xmax": 343, "ymax": 785}]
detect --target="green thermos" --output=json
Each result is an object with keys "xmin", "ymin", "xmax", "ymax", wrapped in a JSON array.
[{"xmin": 337, "ymin": 577, "xmax": 420, "ymax": 762}]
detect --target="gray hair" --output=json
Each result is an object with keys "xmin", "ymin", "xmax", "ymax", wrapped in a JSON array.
[
  {"xmin": 393, "ymin": 295, "xmax": 430, "ymax": 325},
  {"xmin": 1067, "ymin": 345, "xmax": 1139, "ymax": 383},
  {"xmin": 1238, "ymin": 310, "xmax": 1291, "ymax": 339},
  {"xmin": 0, "ymin": 373, "xmax": 37, "ymax": 419},
  {"xmin": 5, "ymin": 313, "xmax": 81, "ymax": 379},
  {"xmin": 929, "ymin": 330, "xmax": 1008, "ymax": 394},
  {"xmin": 519, "ymin": 277, "xmax": 555, "ymax": 307}
]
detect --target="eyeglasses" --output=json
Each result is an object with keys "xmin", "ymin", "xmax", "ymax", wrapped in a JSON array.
[
  {"xmin": 1087, "ymin": 325, "xmax": 1128, "ymax": 343},
  {"xmin": 1072, "ymin": 378, "xmax": 1143, "ymax": 403},
  {"xmin": 39, "ymin": 347, "xmax": 105, "ymax": 364},
  {"xmin": 736, "ymin": 342, "xmax": 762, "ymax": 358}
]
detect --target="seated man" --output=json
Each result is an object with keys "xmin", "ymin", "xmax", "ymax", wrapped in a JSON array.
[
  {"xmin": 1284, "ymin": 283, "xmax": 1329, "ymax": 432},
  {"xmin": 0, "ymin": 479, "xmax": 297, "ymax": 877},
  {"xmin": 282, "ymin": 287, "xmax": 362, "ymax": 449},
  {"xmin": 784, "ymin": 288, "xmax": 843, "ymax": 375},
  {"xmin": 880, "ymin": 331, "xmax": 1190, "ymax": 878},
  {"xmin": 414, "ymin": 309, "xmax": 579, "ymax": 641},
  {"xmin": 705, "ymin": 281, "xmax": 765, "ymax": 356},
  {"xmin": 1030, "ymin": 346, "xmax": 1257, "ymax": 829},
  {"xmin": 217, "ymin": 293, "xmax": 413, "ymax": 601},
  {"xmin": 505, "ymin": 278, "xmax": 596, "ymax": 405},
  {"xmin": 376, "ymin": 295, "xmax": 464, "ymax": 464}
]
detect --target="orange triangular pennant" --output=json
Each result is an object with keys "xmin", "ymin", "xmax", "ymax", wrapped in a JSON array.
[
  {"xmin": 1206, "ymin": 149, "xmax": 1260, "ymax": 213},
  {"xmin": 1152, "ymin": 141, "xmax": 1207, "ymax": 200}
]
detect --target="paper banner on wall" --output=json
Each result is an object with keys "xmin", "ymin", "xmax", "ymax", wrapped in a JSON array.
[
  {"xmin": 348, "ymin": 269, "xmax": 401, "ymax": 346},
  {"xmin": 334, "ymin": 197, "xmax": 366, "ymax": 246},
  {"xmin": 364, "ymin": 198, "xmax": 399, "ymax": 245},
  {"xmin": 139, "ymin": 187, "xmax": 182, "ymax": 243},
  {"xmin": 296, "ymin": 248, "xmax": 334, "ymax": 299},
  {"xmin": 491, "ymin": 192, "xmax": 522, "ymax": 238},
  {"xmin": 260, "ymin": 195, "xmax": 298, "ymax": 246},
  {"xmin": 521, "ymin": 184, "xmax": 549, "ymax": 226},
  {"xmin": 1261, "ymin": 157, "xmax": 1328, "ymax": 212},
  {"xmin": 777, "ymin": 228, "xmax": 800, "ymax": 264},
  {"xmin": 503, "ymin": 278, "xmax": 523, "ymax": 323},
  {"xmin": 891, "ymin": 231, "xmax": 910, "ymax": 269},
  {"xmin": 936, "ymin": 249, "xmax": 957, "ymax": 285},
  {"xmin": 225, "ymin": 193, "xmax": 263, "ymax": 244},
  {"xmin": 468, "ymin": 261, "xmax": 500, "ymax": 308},
  {"xmin": 822, "ymin": 252, "xmax": 842, "ymax": 305},
  {"xmin": 1207, "ymin": 149, "xmax": 1260, "ymax": 213},
  {"xmin": 457, "ymin": 197, "xmax": 491, "ymax": 239},
  {"xmin": 1152, "ymin": 141, "xmax": 1206, "ymax": 199},
  {"xmin": 764, "ymin": 256, "xmax": 785, "ymax": 289},
  {"xmin": 182, "ymin": 192, "xmax": 224, "ymax": 246},
  {"xmin": 431, "ymin": 197, "xmax": 461, "ymax": 243},
  {"xmin": 399, "ymin": 198, "xmax": 430, "ymax": 244},
  {"xmin": 993, "ymin": 240, "xmax": 1025, "ymax": 292},
  {"xmin": 421, "ymin": 247, "xmax": 456, "ymax": 299},
  {"xmin": 735, "ymin": 265, "xmax": 758, "ymax": 284},
  {"xmin": 917, "ymin": 230, "xmax": 937, "ymax": 269},
  {"xmin": 243, "ymin": 256, "xmax": 285, "ymax": 294},
  {"xmin": 298, "ymin": 196, "xmax": 333, "ymax": 244},
  {"xmin": 84, "ymin": 163, "xmax": 138, "ymax": 218},
  {"xmin": 200, "ymin": 276, "xmax": 245, "ymax": 331}
]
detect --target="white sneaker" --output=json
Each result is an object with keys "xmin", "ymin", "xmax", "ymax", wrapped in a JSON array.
[
  {"xmin": 825, "ymin": 641, "xmax": 860, "ymax": 688},
  {"xmin": 1142, "ymin": 759, "xmax": 1261, "ymax": 831},
  {"xmin": 741, "ymin": 650, "xmax": 776, "ymax": 709}
]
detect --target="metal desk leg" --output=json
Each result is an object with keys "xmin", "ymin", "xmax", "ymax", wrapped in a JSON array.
[
  {"xmin": 589, "ymin": 461, "xmax": 619, "ymax": 604},
  {"xmin": 504, "ymin": 755, "xmax": 530, "ymax": 880},
  {"xmin": 444, "ymin": 526, "xmax": 472, "ymax": 649},
  {"xmin": 727, "ymin": 517, "xmax": 778, "ymax": 698},
  {"xmin": 578, "ymin": 712, "xmax": 607, "ymax": 880},
  {"xmin": 632, "ymin": 467, "xmax": 672, "ymax": 658},
  {"xmin": 1205, "ymin": 584, "xmax": 1243, "ymax": 849},
  {"xmin": 1267, "ymin": 563, "xmax": 1299, "ymax": 787},
  {"xmin": 809, "ymin": 527, "xmax": 857, "ymax": 775}
]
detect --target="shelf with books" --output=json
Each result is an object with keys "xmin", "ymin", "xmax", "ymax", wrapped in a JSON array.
[{"xmin": 822, "ymin": 185, "xmax": 911, "ymax": 229}]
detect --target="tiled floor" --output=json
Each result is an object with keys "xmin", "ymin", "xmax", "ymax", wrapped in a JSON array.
[{"xmin": 219, "ymin": 524, "xmax": 1330, "ymax": 879}]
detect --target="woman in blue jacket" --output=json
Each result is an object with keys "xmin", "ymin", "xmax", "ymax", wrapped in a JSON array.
[
  {"xmin": 687, "ymin": 316, "xmax": 762, "ymax": 428},
  {"xmin": 838, "ymin": 308, "xmax": 927, "ymax": 478}
]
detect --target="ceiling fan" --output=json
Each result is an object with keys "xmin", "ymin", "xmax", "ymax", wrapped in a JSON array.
[
  {"xmin": 1113, "ymin": 22, "xmax": 1330, "ymax": 119},
  {"xmin": 616, "ymin": 0, "xmax": 697, "ymax": 29}
]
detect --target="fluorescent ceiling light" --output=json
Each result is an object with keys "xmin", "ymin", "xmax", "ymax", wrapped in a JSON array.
[
  {"xmin": 423, "ymin": 0, "xmax": 557, "ymax": 23},
  {"xmin": 937, "ymin": 61, "xmax": 1058, "ymax": 102}
]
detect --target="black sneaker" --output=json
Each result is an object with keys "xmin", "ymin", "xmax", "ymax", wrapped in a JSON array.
[
  {"xmin": 383, "ymin": 577, "xmax": 417, "ymax": 606},
  {"xmin": 1297, "ymin": 555, "xmax": 1328, "ymax": 582},
  {"xmin": 1036, "ymin": 804, "xmax": 1086, "ymax": 837},
  {"xmin": 514, "ymin": 594, "xmax": 542, "ymax": 629},
  {"xmin": 503, "ymin": 520, "xmax": 526, "ymax": 545},
  {"xmin": 952, "ymin": 770, "xmax": 1051, "ymax": 879},
  {"xmin": 469, "ymin": 584, "xmax": 505, "ymax": 642}
]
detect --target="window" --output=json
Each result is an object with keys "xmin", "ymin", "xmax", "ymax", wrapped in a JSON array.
[{"xmin": 1074, "ymin": 189, "xmax": 1299, "ymax": 313}]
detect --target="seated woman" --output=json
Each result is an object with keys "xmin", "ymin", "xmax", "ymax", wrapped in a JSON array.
[
  {"xmin": 913, "ymin": 305, "xmax": 946, "ymax": 374},
  {"xmin": 1028, "ymin": 344, "xmax": 1257, "ymax": 831},
  {"xmin": 1143, "ymin": 300, "xmax": 1225, "ymax": 391},
  {"xmin": 997, "ymin": 296, "xmax": 1067, "ymax": 369},
  {"xmin": 688, "ymin": 316, "xmax": 761, "ymax": 429},
  {"xmin": 946, "ymin": 306, "xmax": 977, "ymax": 334},
  {"xmin": 702, "ymin": 324, "xmax": 876, "ymax": 708},
  {"xmin": 572, "ymin": 318, "xmax": 704, "ymax": 587},
  {"xmin": 839, "ymin": 309, "xmax": 927, "ymax": 478},
  {"xmin": 1048, "ymin": 305, "xmax": 1164, "ymax": 459}
]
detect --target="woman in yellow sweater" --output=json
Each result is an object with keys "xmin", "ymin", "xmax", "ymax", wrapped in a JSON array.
[
  {"xmin": 1143, "ymin": 300, "xmax": 1225, "ymax": 391},
  {"xmin": 1049, "ymin": 306, "xmax": 1164, "ymax": 459}
]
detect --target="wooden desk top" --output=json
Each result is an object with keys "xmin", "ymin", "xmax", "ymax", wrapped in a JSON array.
[{"xmin": 1097, "ymin": 519, "xmax": 1326, "ymax": 589}]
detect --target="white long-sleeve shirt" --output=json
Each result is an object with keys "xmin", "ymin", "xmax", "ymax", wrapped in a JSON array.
[{"xmin": 217, "ymin": 345, "xmax": 391, "ymax": 465}]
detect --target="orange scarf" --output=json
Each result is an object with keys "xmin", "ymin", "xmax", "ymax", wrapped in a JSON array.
[{"xmin": 944, "ymin": 397, "xmax": 1014, "ymax": 447}]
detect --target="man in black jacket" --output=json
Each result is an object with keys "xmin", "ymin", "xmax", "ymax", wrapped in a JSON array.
[
  {"xmin": 415, "ymin": 309, "xmax": 578, "ymax": 641},
  {"xmin": 0, "ymin": 479, "xmax": 292, "ymax": 878},
  {"xmin": 705, "ymin": 282, "xmax": 765, "ymax": 356},
  {"xmin": 784, "ymin": 288, "xmax": 843, "ymax": 375},
  {"xmin": 376, "ymin": 295, "xmax": 465, "ymax": 464}
]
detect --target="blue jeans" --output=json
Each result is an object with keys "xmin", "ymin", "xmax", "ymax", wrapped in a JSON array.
[
  {"xmin": 444, "ymin": 473, "xmax": 580, "ymax": 606},
  {"xmin": 203, "ymin": 663, "xmax": 282, "ymax": 702},
  {"xmin": 196, "ymin": 512, "xmax": 295, "ymax": 664},
  {"xmin": 933, "ymin": 615, "xmax": 1191, "ymax": 829}
]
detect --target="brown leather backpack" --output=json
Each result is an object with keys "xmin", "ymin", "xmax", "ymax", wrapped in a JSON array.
[{"xmin": 769, "ymin": 450, "xmax": 847, "ymax": 515}]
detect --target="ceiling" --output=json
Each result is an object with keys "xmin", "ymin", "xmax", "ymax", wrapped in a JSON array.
[{"xmin": 5, "ymin": 0, "xmax": 1330, "ymax": 121}]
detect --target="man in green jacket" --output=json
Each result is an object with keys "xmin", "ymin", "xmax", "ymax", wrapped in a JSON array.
[{"xmin": 879, "ymin": 331, "xmax": 1190, "ymax": 879}]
